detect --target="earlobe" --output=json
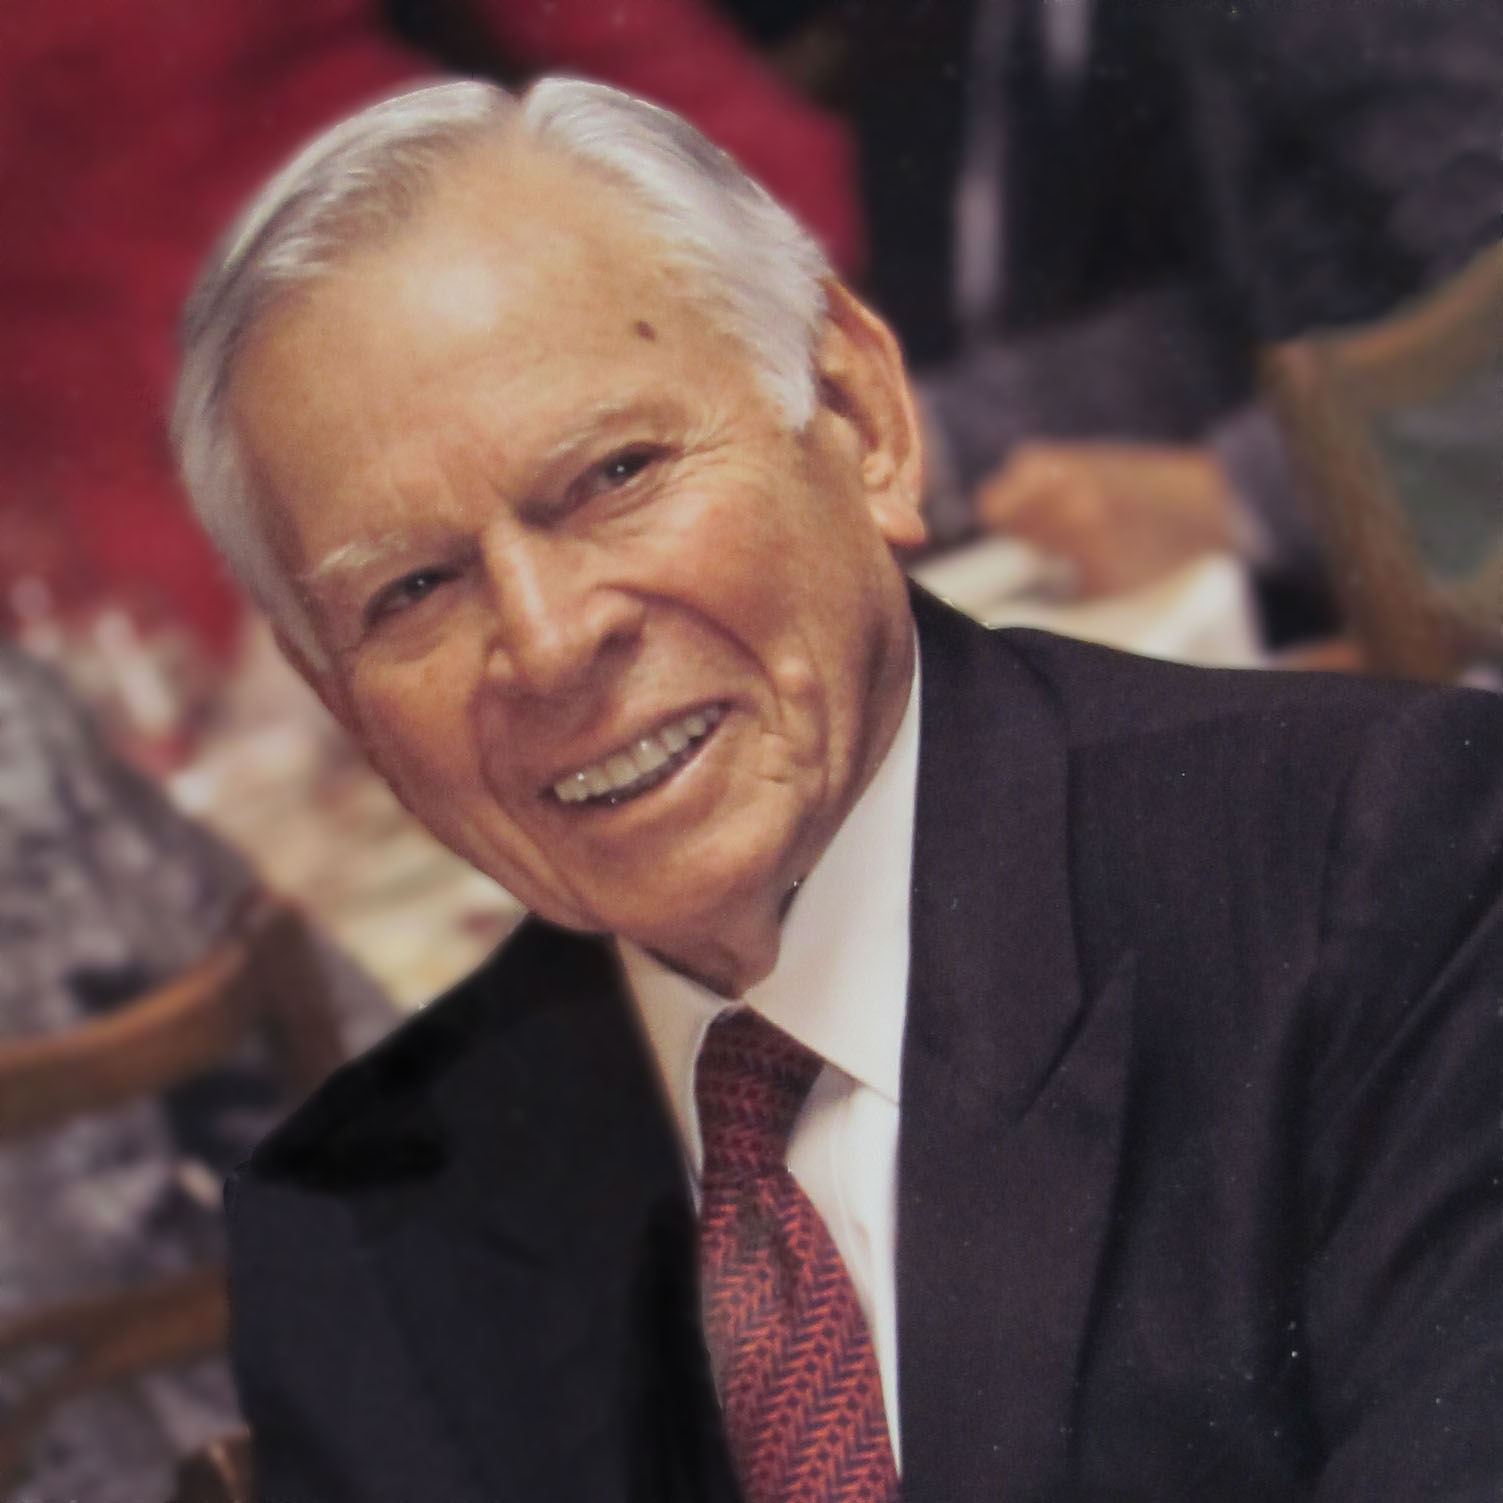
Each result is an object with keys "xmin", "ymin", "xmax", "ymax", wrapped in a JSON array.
[
  {"xmin": 814, "ymin": 281, "xmax": 927, "ymax": 549},
  {"xmin": 868, "ymin": 488, "xmax": 928, "ymax": 550}
]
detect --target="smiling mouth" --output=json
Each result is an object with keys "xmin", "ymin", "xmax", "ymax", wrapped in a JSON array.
[{"xmin": 548, "ymin": 705, "xmax": 725, "ymax": 808}]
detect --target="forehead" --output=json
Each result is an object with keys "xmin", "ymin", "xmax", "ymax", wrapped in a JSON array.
[
  {"xmin": 227, "ymin": 142, "xmax": 753, "ymax": 557},
  {"xmin": 238, "ymin": 142, "xmax": 710, "ymax": 408}
]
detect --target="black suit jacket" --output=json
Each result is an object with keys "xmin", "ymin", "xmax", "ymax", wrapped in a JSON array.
[
  {"xmin": 850, "ymin": 0, "xmax": 1503, "ymax": 365},
  {"xmin": 229, "ymin": 592, "xmax": 1503, "ymax": 1501}
]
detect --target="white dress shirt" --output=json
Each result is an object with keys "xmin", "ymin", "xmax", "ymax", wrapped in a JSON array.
[{"xmin": 617, "ymin": 659, "xmax": 921, "ymax": 1468}]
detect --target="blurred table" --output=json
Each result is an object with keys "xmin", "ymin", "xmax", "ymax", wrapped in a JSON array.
[{"xmin": 909, "ymin": 539, "xmax": 1266, "ymax": 668}]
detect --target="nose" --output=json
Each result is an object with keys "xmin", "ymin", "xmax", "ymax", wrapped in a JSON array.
[{"xmin": 480, "ymin": 528, "xmax": 642, "ymax": 701}]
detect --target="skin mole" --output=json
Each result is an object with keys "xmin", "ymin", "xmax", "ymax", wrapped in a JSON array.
[{"xmin": 634, "ymin": 319, "xmax": 657, "ymax": 341}]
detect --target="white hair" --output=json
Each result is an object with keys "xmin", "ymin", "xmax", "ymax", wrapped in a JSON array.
[{"xmin": 172, "ymin": 77, "xmax": 831, "ymax": 663}]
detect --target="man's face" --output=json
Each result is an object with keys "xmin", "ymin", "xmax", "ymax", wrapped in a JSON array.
[{"xmin": 229, "ymin": 144, "xmax": 923, "ymax": 991}]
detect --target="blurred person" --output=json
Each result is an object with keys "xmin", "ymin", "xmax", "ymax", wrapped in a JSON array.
[
  {"xmin": 754, "ymin": 0, "xmax": 1503, "ymax": 628},
  {"xmin": 173, "ymin": 79, "xmax": 1503, "ymax": 1501},
  {"xmin": 0, "ymin": 0, "xmax": 860, "ymax": 659},
  {"xmin": 0, "ymin": 638, "xmax": 397, "ymax": 1500}
]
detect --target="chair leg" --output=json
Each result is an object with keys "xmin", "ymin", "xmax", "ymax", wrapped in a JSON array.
[{"xmin": 172, "ymin": 1430, "xmax": 255, "ymax": 1503}]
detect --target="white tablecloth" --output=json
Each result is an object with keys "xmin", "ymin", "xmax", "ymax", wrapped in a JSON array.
[{"xmin": 909, "ymin": 540, "xmax": 1266, "ymax": 668}]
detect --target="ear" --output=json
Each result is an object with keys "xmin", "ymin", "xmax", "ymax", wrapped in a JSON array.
[
  {"xmin": 272, "ymin": 625, "xmax": 363, "ymax": 740},
  {"xmin": 812, "ymin": 279, "xmax": 927, "ymax": 549}
]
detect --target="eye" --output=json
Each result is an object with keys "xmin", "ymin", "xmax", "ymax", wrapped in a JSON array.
[
  {"xmin": 573, "ymin": 443, "xmax": 667, "ymax": 506},
  {"xmin": 599, "ymin": 446, "xmax": 657, "ymax": 486},
  {"xmin": 364, "ymin": 565, "xmax": 456, "ymax": 627}
]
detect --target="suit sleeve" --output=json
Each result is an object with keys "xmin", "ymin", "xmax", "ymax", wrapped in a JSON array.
[
  {"xmin": 1300, "ymin": 687, "xmax": 1503, "ymax": 1500},
  {"xmin": 225, "ymin": 1170, "xmax": 493, "ymax": 1503}
]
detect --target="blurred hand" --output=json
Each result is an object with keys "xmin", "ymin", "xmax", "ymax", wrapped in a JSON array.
[{"xmin": 974, "ymin": 440, "xmax": 1239, "ymax": 597}]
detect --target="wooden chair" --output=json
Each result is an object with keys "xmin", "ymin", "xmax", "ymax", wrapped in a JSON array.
[
  {"xmin": 1261, "ymin": 242, "xmax": 1503, "ymax": 681},
  {"xmin": 171, "ymin": 1429, "xmax": 254, "ymax": 1503},
  {"xmin": 0, "ymin": 894, "xmax": 343, "ymax": 1494}
]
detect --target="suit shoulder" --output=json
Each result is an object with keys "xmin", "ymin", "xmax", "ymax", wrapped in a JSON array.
[
  {"xmin": 245, "ymin": 918, "xmax": 615, "ymax": 1193},
  {"xmin": 913, "ymin": 588, "xmax": 1493, "ymax": 811},
  {"xmin": 997, "ymin": 626, "xmax": 1471, "ymax": 759}
]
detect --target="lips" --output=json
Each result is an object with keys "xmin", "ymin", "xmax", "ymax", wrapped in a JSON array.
[{"xmin": 549, "ymin": 704, "xmax": 724, "ymax": 806}]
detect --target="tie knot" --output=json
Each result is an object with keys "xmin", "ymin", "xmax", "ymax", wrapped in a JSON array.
[{"xmin": 695, "ymin": 1010, "xmax": 822, "ymax": 1175}]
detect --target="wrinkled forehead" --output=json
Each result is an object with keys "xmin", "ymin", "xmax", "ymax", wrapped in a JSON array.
[
  {"xmin": 278, "ymin": 143, "xmax": 683, "ymax": 348},
  {"xmin": 233, "ymin": 137, "xmax": 738, "ymax": 426}
]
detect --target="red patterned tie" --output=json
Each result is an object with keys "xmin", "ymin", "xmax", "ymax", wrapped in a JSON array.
[{"xmin": 694, "ymin": 1009, "xmax": 901, "ymax": 1503}]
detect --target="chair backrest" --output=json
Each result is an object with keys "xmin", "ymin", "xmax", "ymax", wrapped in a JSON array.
[
  {"xmin": 0, "ymin": 893, "xmax": 344, "ymax": 1492},
  {"xmin": 0, "ymin": 893, "xmax": 342, "ymax": 1145},
  {"xmin": 1261, "ymin": 241, "xmax": 1503, "ymax": 680}
]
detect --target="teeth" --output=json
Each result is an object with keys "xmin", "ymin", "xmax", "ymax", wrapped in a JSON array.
[
  {"xmin": 551, "ymin": 706, "xmax": 721, "ymax": 805},
  {"xmin": 633, "ymin": 737, "xmax": 669, "ymax": 776},
  {"xmin": 556, "ymin": 772, "xmax": 590, "ymax": 803}
]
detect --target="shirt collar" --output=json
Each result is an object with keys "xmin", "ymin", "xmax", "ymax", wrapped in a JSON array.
[{"xmin": 618, "ymin": 649, "xmax": 921, "ymax": 1173}]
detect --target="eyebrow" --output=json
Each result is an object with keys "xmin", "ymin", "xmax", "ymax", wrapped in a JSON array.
[
  {"xmin": 533, "ymin": 397, "xmax": 672, "ymax": 472},
  {"xmin": 302, "ymin": 533, "xmax": 417, "ymax": 588}
]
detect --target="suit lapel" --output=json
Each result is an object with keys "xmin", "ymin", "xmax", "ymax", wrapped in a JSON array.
[
  {"xmin": 899, "ymin": 591, "xmax": 1133, "ymax": 1501},
  {"xmin": 357, "ymin": 926, "xmax": 739, "ymax": 1503}
]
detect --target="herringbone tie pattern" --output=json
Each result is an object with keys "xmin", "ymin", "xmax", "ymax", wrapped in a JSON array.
[{"xmin": 695, "ymin": 1010, "xmax": 900, "ymax": 1503}]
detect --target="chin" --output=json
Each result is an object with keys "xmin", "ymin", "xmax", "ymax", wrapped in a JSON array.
[{"xmin": 633, "ymin": 859, "xmax": 791, "ymax": 960}]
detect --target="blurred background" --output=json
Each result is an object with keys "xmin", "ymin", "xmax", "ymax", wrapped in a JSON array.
[{"xmin": 1, "ymin": 1, "xmax": 1500, "ymax": 1496}]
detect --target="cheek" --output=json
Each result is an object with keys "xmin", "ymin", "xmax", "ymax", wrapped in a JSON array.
[
  {"xmin": 351, "ymin": 676, "xmax": 567, "ymax": 908},
  {"xmin": 686, "ymin": 491, "xmax": 824, "ymax": 639},
  {"xmin": 349, "ymin": 654, "xmax": 484, "ymax": 800}
]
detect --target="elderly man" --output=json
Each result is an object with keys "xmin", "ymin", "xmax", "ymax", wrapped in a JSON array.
[{"xmin": 173, "ymin": 79, "xmax": 1503, "ymax": 1502}]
